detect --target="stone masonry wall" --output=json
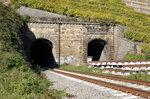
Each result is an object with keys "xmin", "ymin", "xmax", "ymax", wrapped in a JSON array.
[
  {"xmin": 114, "ymin": 25, "xmax": 141, "ymax": 59},
  {"xmin": 24, "ymin": 19, "xmax": 115, "ymax": 65},
  {"xmin": 24, "ymin": 16, "xmax": 143, "ymax": 66},
  {"xmin": 24, "ymin": 23, "xmax": 60, "ymax": 63},
  {"xmin": 123, "ymin": 0, "xmax": 150, "ymax": 14},
  {"xmin": 60, "ymin": 24, "xmax": 115, "ymax": 65}
]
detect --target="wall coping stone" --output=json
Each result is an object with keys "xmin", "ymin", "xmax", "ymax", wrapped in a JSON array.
[{"xmin": 28, "ymin": 17, "xmax": 117, "ymax": 26}]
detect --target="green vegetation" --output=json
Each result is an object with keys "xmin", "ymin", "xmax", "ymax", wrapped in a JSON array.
[
  {"xmin": 0, "ymin": 3, "xmax": 23, "ymax": 52},
  {"xmin": 124, "ymin": 52, "xmax": 148, "ymax": 59},
  {"xmin": 0, "ymin": 3, "xmax": 67, "ymax": 99},
  {"xmin": 141, "ymin": 43, "xmax": 150, "ymax": 54},
  {"xmin": 0, "ymin": 53, "xmax": 67, "ymax": 99},
  {"xmin": 123, "ymin": 50, "xmax": 150, "ymax": 59},
  {"xmin": 60, "ymin": 64, "xmax": 108, "ymax": 75},
  {"xmin": 10, "ymin": 0, "xmax": 150, "ymax": 56},
  {"xmin": 60, "ymin": 64, "xmax": 95, "ymax": 73},
  {"xmin": 124, "ymin": 70, "xmax": 150, "ymax": 81}
]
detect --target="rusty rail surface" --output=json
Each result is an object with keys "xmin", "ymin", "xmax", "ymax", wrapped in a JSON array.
[
  {"xmin": 89, "ymin": 59, "xmax": 150, "ymax": 63},
  {"xmin": 57, "ymin": 69, "xmax": 150, "ymax": 87},
  {"xmin": 123, "ymin": 64, "xmax": 150, "ymax": 67},
  {"xmin": 103, "ymin": 68, "xmax": 135, "ymax": 73},
  {"xmin": 50, "ymin": 69, "xmax": 150, "ymax": 98}
]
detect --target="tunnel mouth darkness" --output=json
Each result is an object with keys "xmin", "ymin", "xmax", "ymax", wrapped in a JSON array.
[
  {"xmin": 30, "ymin": 39, "xmax": 56, "ymax": 68},
  {"xmin": 88, "ymin": 39, "xmax": 107, "ymax": 61}
]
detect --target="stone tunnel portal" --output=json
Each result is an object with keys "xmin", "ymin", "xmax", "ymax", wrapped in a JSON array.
[
  {"xmin": 88, "ymin": 39, "xmax": 107, "ymax": 61},
  {"xmin": 30, "ymin": 39, "xmax": 56, "ymax": 68}
]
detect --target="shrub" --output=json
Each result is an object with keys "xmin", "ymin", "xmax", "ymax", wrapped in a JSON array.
[
  {"xmin": 124, "ymin": 52, "xmax": 147, "ymax": 59},
  {"xmin": 141, "ymin": 43, "xmax": 150, "ymax": 53},
  {"xmin": 0, "ymin": 2, "xmax": 24, "ymax": 52},
  {"xmin": 0, "ymin": 3, "xmax": 67, "ymax": 99},
  {"xmin": 0, "ymin": 66, "xmax": 67, "ymax": 99},
  {"xmin": 5, "ymin": 52, "xmax": 27, "ymax": 69}
]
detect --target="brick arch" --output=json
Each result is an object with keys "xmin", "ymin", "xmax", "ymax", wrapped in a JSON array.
[
  {"xmin": 35, "ymin": 37, "xmax": 57, "ymax": 46},
  {"xmin": 30, "ymin": 37, "xmax": 59, "ymax": 63},
  {"xmin": 88, "ymin": 39, "xmax": 107, "ymax": 61},
  {"xmin": 30, "ymin": 38, "xmax": 57, "ymax": 67},
  {"xmin": 25, "ymin": 21, "xmax": 116, "ymax": 65},
  {"xmin": 82, "ymin": 37, "xmax": 113, "ymax": 63},
  {"xmin": 31, "ymin": 38, "xmax": 53, "ymax": 46}
]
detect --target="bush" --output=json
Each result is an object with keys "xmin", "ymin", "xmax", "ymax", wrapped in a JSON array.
[
  {"xmin": 141, "ymin": 43, "xmax": 150, "ymax": 53},
  {"xmin": 0, "ymin": 2, "xmax": 24, "ymax": 52},
  {"xmin": 124, "ymin": 52, "xmax": 147, "ymax": 59},
  {"xmin": 0, "ymin": 3, "xmax": 67, "ymax": 99},
  {"xmin": 0, "ymin": 51, "xmax": 67, "ymax": 99},
  {"xmin": 0, "ymin": 66, "xmax": 67, "ymax": 99},
  {"xmin": 0, "ymin": 50, "xmax": 4, "ymax": 67},
  {"xmin": 5, "ymin": 52, "xmax": 27, "ymax": 69}
]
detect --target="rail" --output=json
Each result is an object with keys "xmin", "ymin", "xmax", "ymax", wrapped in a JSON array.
[{"xmin": 50, "ymin": 69, "xmax": 150, "ymax": 98}]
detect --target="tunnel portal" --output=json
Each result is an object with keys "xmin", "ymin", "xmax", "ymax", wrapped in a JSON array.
[
  {"xmin": 88, "ymin": 39, "xmax": 107, "ymax": 61},
  {"xmin": 30, "ymin": 39, "xmax": 55, "ymax": 67}
]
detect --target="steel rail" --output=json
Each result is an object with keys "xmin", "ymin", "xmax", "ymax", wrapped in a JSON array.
[
  {"xmin": 57, "ymin": 69, "xmax": 150, "ymax": 87},
  {"xmin": 50, "ymin": 69, "xmax": 150, "ymax": 98}
]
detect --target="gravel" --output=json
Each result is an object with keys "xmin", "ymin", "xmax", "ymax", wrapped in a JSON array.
[
  {"xmin": 43, "ymin": 70, "xmax": 142, "ymax": 99},
  {"xmin": 54, "ymin": 69, "xmax": 150, "ymax": 92},
  {"xmin": 17, "ymin": 6, "xmax": 66, "ymax": 18}
]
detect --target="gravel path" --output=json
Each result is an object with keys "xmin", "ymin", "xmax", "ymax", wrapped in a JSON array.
[
  {"xmin": 17, "ymin": 6, "xmax": 66, "ymax": 17},
  {"xmin": 43, "ymin": 70, "xmax": 142, "ymax": 99},
  {"xmin": 54, "ymin": 69, "xmax": 150, "ymax": 91}
]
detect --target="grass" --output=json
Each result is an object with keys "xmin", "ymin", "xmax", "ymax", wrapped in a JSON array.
[
  {"xmin": 0, "ymin": 68, "xmax": 67, "ymax": 99},
  {"xmin": 124, "ymin": 70, "xmax": 150, "ymax": 81},
  {"xmin": 59, "ymin": 64, "xmax": 115, "ymax": 76},
  {"xmin": 0, "ymin": 53, "xmax": 68, "ymax": 99},
  {"xmin": 59, "ymin": 64, "xmax": 94, "ymax": 73},
  {"xmin": 123, "ymin": 52, "xmax": 149, "ymax": 59}
]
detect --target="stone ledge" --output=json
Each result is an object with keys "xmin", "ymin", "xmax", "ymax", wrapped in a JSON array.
[{"xmin": 29, "ymin": 17, "xmax": 117, "ymax": 26}]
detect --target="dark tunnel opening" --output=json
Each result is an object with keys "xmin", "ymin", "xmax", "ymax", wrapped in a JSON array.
[
  {"xmin": 30, "ymin": 39, "xmax": 56, "ymax": 68},
  {"xmin": 88, "ymin": 39, "xmax": 107, "ymax": 61}
]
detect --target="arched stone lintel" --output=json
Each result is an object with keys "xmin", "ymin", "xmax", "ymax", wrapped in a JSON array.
[
  {"xmin": 35, "ymin": 37, "xmax": 58, "ymax": 47},
  {"xmin": 82, "ymin": 37, "xmax": 114, "ymax": 63},
  {"xmin": 30, "ymin": 39, "xmax": 57, "ymax": 67}
]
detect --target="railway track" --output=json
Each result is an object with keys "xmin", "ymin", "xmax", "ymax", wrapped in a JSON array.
[
  {"xmin": 88, "ymin": 60, "xmax": 150, "ymax": 75},
  {"xmin": 49, "ymin": 69, "xmax": 150, "ymax": 98},
  {"xmin": 57, "ymin": 69, "xmax": 150, "ymax": 87}
]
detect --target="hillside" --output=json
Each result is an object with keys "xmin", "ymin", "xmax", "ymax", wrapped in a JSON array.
[
  {"xmin": 10, "ymin": 0, "xmax": 150, "ymax": 58},
  {"xmin": 0, "ymin": 2, "xmax": 66, "ymax": 98}
]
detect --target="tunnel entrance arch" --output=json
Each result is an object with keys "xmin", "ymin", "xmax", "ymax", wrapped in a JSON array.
[
  {"xmin": 88, "ymin": 39, "xmax": 107, "ymax": 61},
  {"xmin": 30, "ymin": 39, "xmax": 56, "ymax": 68}
]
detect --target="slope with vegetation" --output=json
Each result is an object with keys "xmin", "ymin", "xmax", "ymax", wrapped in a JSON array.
[
  {"xmin": 10, "ymin": 0, "xmax": 150, "ymax": 59},
  {"xmin": 0, "ymin": 2, "xmax": 66, "ymax": 99}
]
